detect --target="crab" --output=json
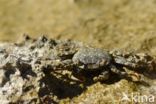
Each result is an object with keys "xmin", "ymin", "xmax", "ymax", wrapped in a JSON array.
[{"xmin": 71, "ymin": 47, "xmax": 141, "ymax": 82}]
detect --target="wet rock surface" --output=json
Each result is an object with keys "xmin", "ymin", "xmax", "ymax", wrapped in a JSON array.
[{"xmin": 0, "ymin": 36, "xmax": 156, "ymax": 104}]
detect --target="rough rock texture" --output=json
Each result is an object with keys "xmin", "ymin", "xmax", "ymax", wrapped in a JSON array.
[
  {"xmin": 0, "ymin": 36, "xmax": 155, "ymax": 104},
  {"xmin": 0, "ymin": 0, "xmax": 156, "ymax": 104},
  {"xmin": 0, "ymin": 36, "xmax": 84, "ymax": 104}
]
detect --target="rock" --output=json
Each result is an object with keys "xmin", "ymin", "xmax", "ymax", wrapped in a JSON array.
[{"xmin": 0, "ymin": 36, "xmax": 155, "ymax": 104}]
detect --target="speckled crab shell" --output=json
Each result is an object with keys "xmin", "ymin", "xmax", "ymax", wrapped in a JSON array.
[{"xmin": 72, "ymin": 47, "xmax": 112, "ymax": 70}]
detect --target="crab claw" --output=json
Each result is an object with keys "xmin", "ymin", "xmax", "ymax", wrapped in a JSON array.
[{"xmin": 93, "ymin": 71, "xmax": 109, "ymax": 82}]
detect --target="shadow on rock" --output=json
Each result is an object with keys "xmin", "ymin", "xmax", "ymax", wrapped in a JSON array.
[
  {"xmin": 39, "ymin": 72, "xmax": 86, "ymax": 100},
  {"xmin": 17, "ymin": 62, "xmax": 37, "ymax": 79},
  {"xmin": 143, "ymin": 70, "xmax": 156, "ymax": 80},
  {"xmin": 133, "ymin": 67, "xmax": 156, "ymax": 80},
  {"xmin": 38, "ymin": 64, "xmax": 156, "ymax": 102}
]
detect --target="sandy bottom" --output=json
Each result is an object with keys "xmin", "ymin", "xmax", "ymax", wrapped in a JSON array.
[{"xmin": 0, "ymin": 0, "xmax": 156, "ymax": 55}]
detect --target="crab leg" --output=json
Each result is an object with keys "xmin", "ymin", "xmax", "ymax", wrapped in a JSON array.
[
  {"xmin": 110, "ymin": 65, "xmax": 140, "ymax": 81},
  {"xmin": 113, "ymin": 56, "xmax": 137, "ymax": 68},
  {"xmin": 110, "ymin": 65, "xmax": 128, "ymax": 77}
]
